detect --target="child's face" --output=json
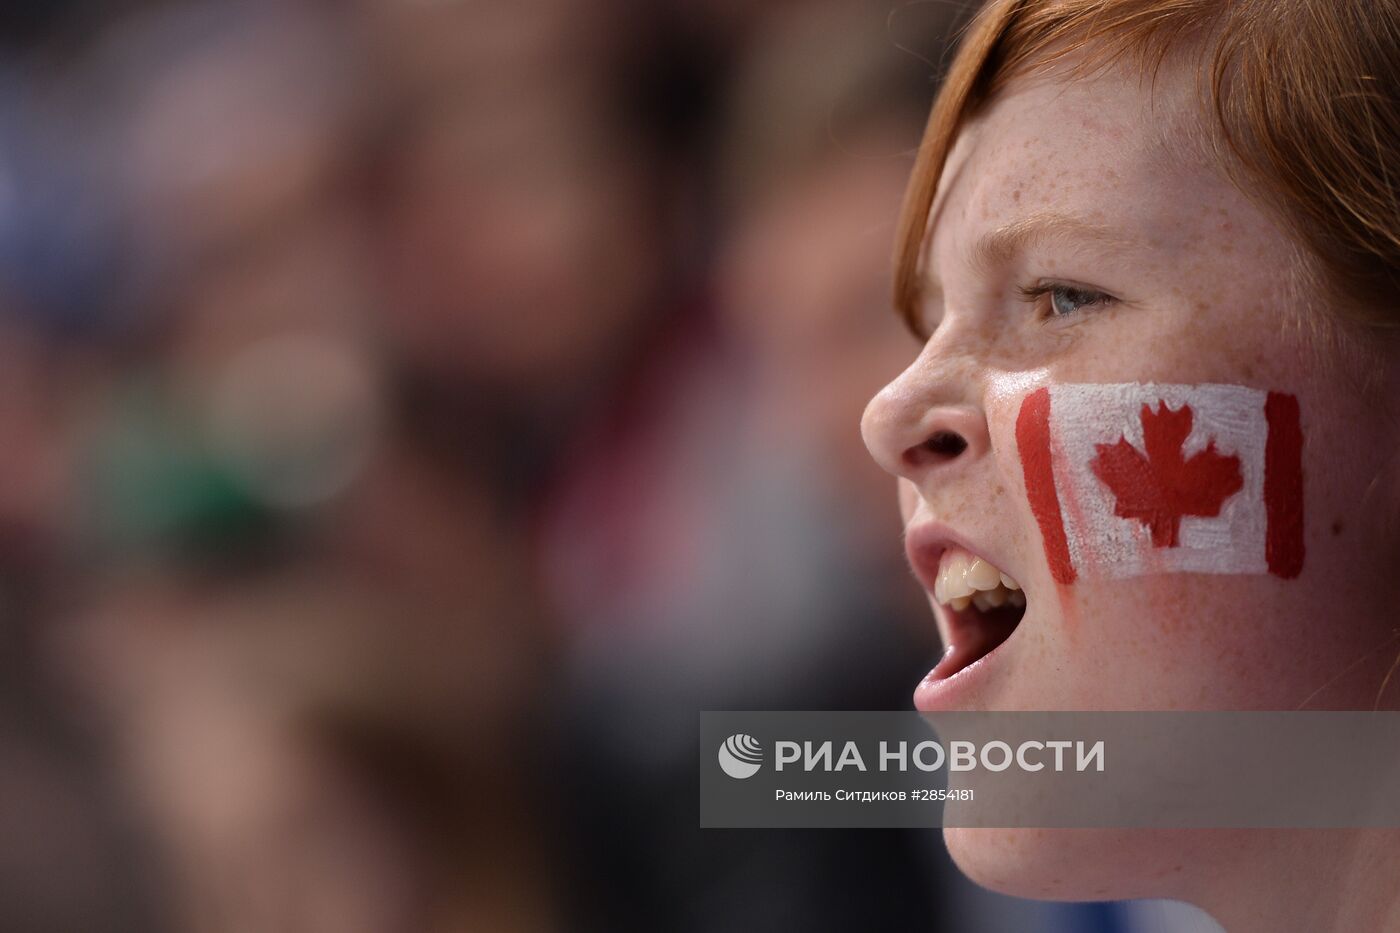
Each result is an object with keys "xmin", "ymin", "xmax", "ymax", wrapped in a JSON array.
[{"xmin": 862, "ymin": 57, "xmax": 1400, "ymax": 900}]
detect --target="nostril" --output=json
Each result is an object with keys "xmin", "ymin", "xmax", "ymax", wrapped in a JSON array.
[
  {"xmin": 926, "ymin": 430, "xmax": 968, "ymax": 457},
  {"xmin": 906, "ymin": 429, "xmax": 968, "ymax": 467}
]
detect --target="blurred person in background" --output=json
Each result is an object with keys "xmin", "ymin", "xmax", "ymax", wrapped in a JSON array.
[{"xmin": 28, "ymin": 1, "xmax": 619, "ymax": 930}]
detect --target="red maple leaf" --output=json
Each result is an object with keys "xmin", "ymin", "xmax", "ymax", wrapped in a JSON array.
[{"xmin": 1090, "ymin": 402, "xmax": 1244, "ymax": 548}]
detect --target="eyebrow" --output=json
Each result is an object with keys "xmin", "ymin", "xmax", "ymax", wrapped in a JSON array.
[
  {"xmin": 923, "ymin": 210, "xmax": 1139, "ymax": 301},
  {"xmin": 971, "ymin": 211, "xmax": 1132, "ymax": 272}
]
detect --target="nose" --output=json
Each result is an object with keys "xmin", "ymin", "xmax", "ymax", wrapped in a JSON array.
[{"xmin": 860, "ymin": 360, "xmax": 991, "ymax": 485}]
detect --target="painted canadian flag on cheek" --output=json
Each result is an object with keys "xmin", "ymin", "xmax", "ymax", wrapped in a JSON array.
[{"xmin": 1015, "ymin": 383, "xmax": 1304, "ymax": 584}]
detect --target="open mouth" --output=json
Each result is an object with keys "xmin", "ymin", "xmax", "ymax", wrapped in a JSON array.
[{"xmin": 927, "ymin": 548, "xmax": 1026, "ymax": 681}]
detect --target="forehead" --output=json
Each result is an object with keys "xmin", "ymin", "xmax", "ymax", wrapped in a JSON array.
[{"xmin": 925, "ymin": 59, "xmax": 1266, "ymax": 282}]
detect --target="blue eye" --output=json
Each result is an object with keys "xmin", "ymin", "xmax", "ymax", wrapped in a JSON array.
[
  {"xmin": 1017, "ymin": 282, "xmax": 1116, "ymax": 319},
  {"xmin": 1048, "ymin": 284, "xmax": 1111, "ymax": 316}
]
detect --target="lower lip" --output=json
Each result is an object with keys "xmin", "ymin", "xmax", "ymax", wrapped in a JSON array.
[{"xmin": 912, "ymin": 615, "xmax": 1021, "ymax": 711}]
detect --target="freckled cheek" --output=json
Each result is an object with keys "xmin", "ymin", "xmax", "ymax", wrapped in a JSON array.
[
  {"xmin": 1045, "ymin": 305, "xmax": 1292, "ymax": 389},
  {"xmin": 1080, "ymin": 577, "xmax": 1236, "ymax": 639},
  {"xmin": 1069, "ymin": 576, "xmax": 1287, "ymax": 690},
  {"xmin": 987, "ymin": 391, "xmax": 1036, "ymax": 489}
]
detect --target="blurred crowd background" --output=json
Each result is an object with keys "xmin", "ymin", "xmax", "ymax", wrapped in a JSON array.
[{"xmin": 0, "ymin": 1, "xmax": 1219, "ymax": 931}]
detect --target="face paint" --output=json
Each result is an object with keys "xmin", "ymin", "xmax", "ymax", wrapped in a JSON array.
[{"xmin": 1014, "ymin": 383, "xmax": 1304, "ymax": 583}]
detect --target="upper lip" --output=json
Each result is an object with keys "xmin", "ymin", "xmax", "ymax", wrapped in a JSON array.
[
  {"xmin": 903, "ymin": 521, "xmax": 1014, "ymax": 599},
  {"xmin": 905, "ymin": 521, "xmax": 1028, "ymax": 703}
]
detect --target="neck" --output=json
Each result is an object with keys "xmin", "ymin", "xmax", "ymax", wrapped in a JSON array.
[{"xmin": 1193, "ymin": 829, "xmax": 1400, "ymax": 933}]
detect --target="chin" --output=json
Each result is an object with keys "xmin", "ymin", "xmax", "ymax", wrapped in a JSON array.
[{"xmin": 943, "ymin": 826, "xmax": 1204, "ymax": 902}]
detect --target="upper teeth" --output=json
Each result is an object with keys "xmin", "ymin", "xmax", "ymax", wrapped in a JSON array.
[{"xmin": 934, "ymin": 549, "xmax": 1024, "ymax": 612}]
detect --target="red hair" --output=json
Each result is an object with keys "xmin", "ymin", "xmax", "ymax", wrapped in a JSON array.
[{"xmin": 895, "ymin": 0, "xmax": 1400, "ymax": 335}]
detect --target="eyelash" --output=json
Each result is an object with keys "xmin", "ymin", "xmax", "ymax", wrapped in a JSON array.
[{"xmin": 1016, "ymin": 282, "xmax": 1117, "ymax": 319}]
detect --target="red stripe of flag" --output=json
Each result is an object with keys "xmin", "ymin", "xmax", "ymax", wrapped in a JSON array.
[
  {"xmin": 1016, "ymin": 387, "xmax": 1076, "ymax": 584},
  {"xmin": 1264, "ymin": 391, "xmax": 1305, "ymax": 578}
]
